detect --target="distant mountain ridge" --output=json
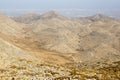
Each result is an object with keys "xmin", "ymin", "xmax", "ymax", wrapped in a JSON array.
[
  {"xmin": 11, "ymin": 11, "xmax": 120, "ymax": 63},
  {"xmin": 0, "ymin": 11, "xmax": 120, "ymax": 80},
  {"xmin": 0, "ymin": 11, "xmax": 120, "ymax": 65},
  {"xmin": 74, "ymin": 13, "xmax": 118, "ymax": 24},
  {"xmin": 12, "ymin": 11, "xmax": 66, "ymax": 24}
]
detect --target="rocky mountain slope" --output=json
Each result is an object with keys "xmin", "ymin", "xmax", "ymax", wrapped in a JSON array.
[
  {"xmin": 0, "ymin": 13, "xmax": 25, "ymax": 37},
  {"xmin": 0, "ymin": 13, "xmax": 76, "ymax": 80},
  {"xmin": 13, "ymin": 11, "xmax": 120, "ymax": 63},
  {"xmin": 0, "ymin": 11, "xmax": 120, "ymax": 79}
]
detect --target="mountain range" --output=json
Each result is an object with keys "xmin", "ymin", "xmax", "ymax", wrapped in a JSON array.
[
  {"xmin": 12, "ymin": 11, "xmax": 120, "ymax": 62},
  {"xmin": 0, "ymin": 11, "xmax": 120, "ymax": 79}
]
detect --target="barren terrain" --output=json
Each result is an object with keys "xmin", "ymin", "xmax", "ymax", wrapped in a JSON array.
[{"xmin": 0, "ymin": 11, "xmax": 120, "ymax": 80}]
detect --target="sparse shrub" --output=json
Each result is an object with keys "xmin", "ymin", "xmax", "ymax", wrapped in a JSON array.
[
  {"xmin": 18, "ymin": 58, "xmax": 27, "ymax": 62},
  {"xmin": 54, "ymin": 76, "xmax": 70, "ymax": 80},
  {"xmin": 26, "ymin": 60, "xmax": 33, "ymax": 64},
  {"xmin": 23, "ymin": 70, "xmax": 35, "ymax": 76},
  {"xmin": 9, "ymin": 65, "xmax": 26, "ymax": 70},
  {"xmin": 36, "ymin": 64, "xmax": 43, "ymax": 67},
  {"xmin": 0, "ymin": 68, "xmax": 7, "ymax": 73},
  {"xmin": 70, "ymin": 68, "xmax": 77, "ymax": 76}
]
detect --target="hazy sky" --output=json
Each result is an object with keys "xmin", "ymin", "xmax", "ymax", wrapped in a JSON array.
[{"xmin": 0, "ymin": 0, "xmax": 120, "ymax": 10}]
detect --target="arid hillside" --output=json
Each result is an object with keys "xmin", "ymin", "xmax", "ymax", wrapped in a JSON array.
[
  {"xmin": 13, "ymin": 11, "xmax": 120, "ymax": 63},
  {"xmin": 0, "ymin": 11, "xmax": 120, "ymax": 79}
]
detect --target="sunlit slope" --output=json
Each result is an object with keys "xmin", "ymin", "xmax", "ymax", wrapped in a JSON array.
[{"xmin": 12, "ymin": 11, "xmax": 120, "ymax": 63}]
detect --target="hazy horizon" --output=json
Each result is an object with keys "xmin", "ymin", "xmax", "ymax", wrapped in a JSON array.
[
  {"xmin": 0, "ymin": 0, "xmax": 120, "ymax": 18},
  {"xmin": 1, "ymin": 0, "xmax": 120, "ymax": 10}
]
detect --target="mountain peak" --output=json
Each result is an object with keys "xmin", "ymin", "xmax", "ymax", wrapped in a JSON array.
[
  {"xmin": 41, "ymin": 10, "xmax": 65, "ymax": 19},
  {"xmin": 84, "ymin": 13, "xmax": 115, "ymax": 22},
  {"xmin": 46, "ymin": 10, "xmax": 58, "ymax": 15},
  {"xmin": 93, "ymin": 14, "xmax": 108, "ymax": 19}
]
